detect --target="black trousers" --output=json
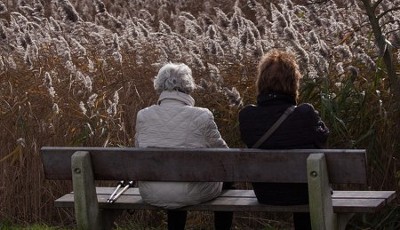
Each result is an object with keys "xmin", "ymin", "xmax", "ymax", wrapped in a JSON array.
[
  {"xmin": 252, "ymin": 182, "xmax": 311, "ymax": 230},
  {"xmin": 167, "ymin": 210, "xmax": 233, "ymax": 230},
  {"xmin": 293, "ymin": 212, "xmax": 312, "ymax": 230}
]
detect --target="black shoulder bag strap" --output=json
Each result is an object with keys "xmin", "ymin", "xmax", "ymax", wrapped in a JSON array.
[{"xmin": 252, "ymin": 105, "xmax": 296, "ymax": 148}]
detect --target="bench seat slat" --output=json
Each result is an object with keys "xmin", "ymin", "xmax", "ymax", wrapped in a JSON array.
[
  {"xmin": 56, "ymin": 188, "xmax": 393, "ymax": 213},
  {"xmin": 93, "ymin": 187, "xmax": 257, "ymax": 197},
  {"xmin": 332, "ymin": 198, "xmax": 386, "ymax": 213},
  {"xmin": 332, "ymin": 191, "xmax": 396, "ymax": 203},
  {"xmin": 182, "ymin": 197, "xmax": 308, "ymax": 212},
  {"xmin": 93, "ymin": 188, "xmax": 396, "ymax": 201}
]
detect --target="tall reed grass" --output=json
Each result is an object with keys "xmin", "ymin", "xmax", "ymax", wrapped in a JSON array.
[{"xmin": 0, "ymin": 0, "xmax": 399, "ymax": 228}]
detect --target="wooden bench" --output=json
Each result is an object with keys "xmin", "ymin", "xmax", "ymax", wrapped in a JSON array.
[{"xmin": 40, "ymin": 147, "xmax": 396, "ymax": 230}]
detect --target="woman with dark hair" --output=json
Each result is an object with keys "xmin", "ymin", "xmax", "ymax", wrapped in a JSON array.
[
  {"xmin": 135, "ymin": 63, "xmax": 232, "ymax": 230},
  {"xmin": 239, "ymin": 49, "xmax": 329, "ymax": 229}
]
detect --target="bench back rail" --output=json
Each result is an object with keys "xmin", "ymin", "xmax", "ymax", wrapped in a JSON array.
[{"xmin": 41, "ymin": 147, "xmax": 367, "ymax": 184}]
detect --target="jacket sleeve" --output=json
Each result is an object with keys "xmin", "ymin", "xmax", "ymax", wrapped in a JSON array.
[{"xmin": 202, "ymin": 110, "xmax": 229, "ymax": 148}]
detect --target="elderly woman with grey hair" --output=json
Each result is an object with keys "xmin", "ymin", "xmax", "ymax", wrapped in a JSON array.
[{"xmin": 135, "ymin": 63, "xmax": 233, "ymax": 230}]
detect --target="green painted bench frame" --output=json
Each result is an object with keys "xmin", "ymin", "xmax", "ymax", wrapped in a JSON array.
[{"xmin": 40, "ymin": 147, "xmax": 396, "ymax": 230}]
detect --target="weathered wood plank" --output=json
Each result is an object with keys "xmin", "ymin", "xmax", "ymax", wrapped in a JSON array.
[
  {"xmin": 72, "ymin": 187, "xmax": 397, "ymax": 202},
  {"xmin": 92, "ymin": 187, "xmax": 257, "ymax": 197},
  {"xmin": 56, "ymin": 193, "xmax": 308, "ymax": 212},
  {"xmin": 332, "ymin": 199, "xmax": 386, "ymax": 213},
  {"xmin": 219, "ymin": 190, "xmax": 396, "ymax": 201},
  {"xmin": 55, "ymin": 188, "xmax": 390, "ymax": 213},
  {"xmin": 55, "ymin": 193, "xmax": 387, "ymax": 213},
  {"xmin": 186, "ymin": 197, "xmax": 308, "ymax": 212},
  {"xmin": 332, "ymin": 191, "xmax": 396, "ymax": 203},
  {"xmin": 41, "ymin": 147, "xmax": 367, "ymax": 184}
]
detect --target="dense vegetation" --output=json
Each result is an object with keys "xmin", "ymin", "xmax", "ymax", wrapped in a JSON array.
[{"xmin": 0, "ymin": 0, "xmax": 399, "ymax": 228}]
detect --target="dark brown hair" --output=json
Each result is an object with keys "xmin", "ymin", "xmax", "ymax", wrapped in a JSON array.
[{"xmin": 256, "ymin": 49, "xmax": 302, "ymax": 100}]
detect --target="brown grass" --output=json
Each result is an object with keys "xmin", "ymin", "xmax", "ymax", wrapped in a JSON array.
[{"xmin": 0, "ymin": 0, "xmax": 399, "ymax": 229}]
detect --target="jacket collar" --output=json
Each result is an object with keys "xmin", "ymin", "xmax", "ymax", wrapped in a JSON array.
[
  {"xmin": 158, "ymin": 90, "xmax": 195, "ymax": 106},
  {"xmin": 257, "ymin": 91, "xmax": 296, "ymax": 106}
]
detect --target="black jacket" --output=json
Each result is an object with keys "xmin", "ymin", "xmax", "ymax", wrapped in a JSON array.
[
  {"xmin": 239, "ymin": 91, "xmax": 329, "ymax": 205},
  {"xmin": 239, "ymin": 92, "xmax": 329, "ymax": 149}
]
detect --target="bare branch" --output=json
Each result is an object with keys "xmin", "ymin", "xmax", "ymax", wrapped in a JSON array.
[
  {"xmin": 372, "ymin": 0, "xmax": 385, "ymax": 10},
  {"xmin": 304, "ymin": 0, "xmax": 330, "ymax": 6},
  {"xmin": 377, "ymin": 7, "xmax": 400, "ymax": 20},
  {"xmin": 380, "ymin": 19, "xmax": 400, "ymax": 30},
  {"xmin": 386, "ymin": 28, "xmax": 400, "ymax": 36}
]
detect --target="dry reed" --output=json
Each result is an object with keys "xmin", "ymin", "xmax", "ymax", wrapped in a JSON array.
[{"xmin": 0, "ymin": 0, "xmax": 399, "ymax": 229}]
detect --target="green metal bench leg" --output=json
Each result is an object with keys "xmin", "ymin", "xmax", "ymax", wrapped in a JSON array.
[
  {"xmin": 307, "ymin": 153, "xmax": 337, "ymax": 230},
  {"xmin": 72, "ymin": 151, "xmax": 102, "ymax": 230}
]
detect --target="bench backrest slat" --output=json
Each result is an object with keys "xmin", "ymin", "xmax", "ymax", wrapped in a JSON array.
[{"xmin": 41, "ymin": 147, "xmax": 367, "ymax": 184}]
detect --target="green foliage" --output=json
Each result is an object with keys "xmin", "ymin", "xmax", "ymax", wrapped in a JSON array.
[{"xmin": 348, "ymin": 206, "xmax": 400, "ymax": 229}]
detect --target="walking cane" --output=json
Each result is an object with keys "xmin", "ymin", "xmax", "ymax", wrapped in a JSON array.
[
  {"xmin": 107, "ymin": 180, "xmax": 125, "ymax": 203},
  {"xmin": 109, "ymin": 181, "xmax": 134, "ymax": 203}
]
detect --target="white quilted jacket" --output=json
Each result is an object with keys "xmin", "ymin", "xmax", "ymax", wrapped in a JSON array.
[{"xmin": 135, "ymin": 91, "xmax": 228, "ymax": 209}]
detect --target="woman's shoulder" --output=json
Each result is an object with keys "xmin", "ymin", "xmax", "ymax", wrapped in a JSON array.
[
  {"xmin": 239, "ymin": 104, "xmax": 257, "ymax": 114},
  {"xmin": 137, "ymin": 105, "xmax": 157, "ymax": 114},
  {"xmin": 189, "ymin": 106, "xmax": 214, "ymax": 119},
  {"xmin": 296, "ymin": 103, "xmax": 323, "ymax": 120},
  {"xmin": 297, "ymin": 103, "xmax": 317, "ymax": 113}
]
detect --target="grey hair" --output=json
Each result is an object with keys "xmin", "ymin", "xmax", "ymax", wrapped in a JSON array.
[{"xmin": 153, "ymin": 63, "xmax": 196, "ymax": 94}]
